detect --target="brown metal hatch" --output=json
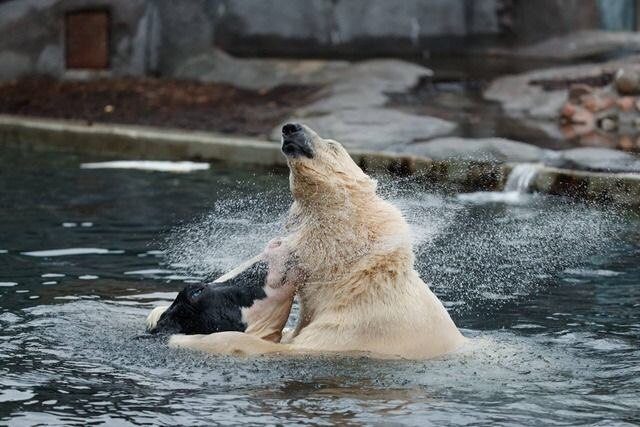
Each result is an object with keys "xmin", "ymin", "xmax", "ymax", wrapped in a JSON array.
[{"xmin": 65, "ymin": 9, "xmax": 110, "ymax": 69}]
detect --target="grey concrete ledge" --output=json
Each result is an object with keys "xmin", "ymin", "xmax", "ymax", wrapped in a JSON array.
[
  {"xmin": 0, "ymin": 115, "xmax": 287, "ymax": 167},
  {"xmin": 1, "ymin": 115, "xmax": 639, "ymax": 210},
  {"xmin": 529, "ymin": 164, "xmax": 640, "ymax": 208}
]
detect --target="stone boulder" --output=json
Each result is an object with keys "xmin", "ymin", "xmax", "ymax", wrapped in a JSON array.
[
  {"xmin": 300, "ymin": 59, "xmax": 432, "ymax": 114},
  {"xmin": 554, "ymin": 147, "xmax": 640, "ymax": 173}
]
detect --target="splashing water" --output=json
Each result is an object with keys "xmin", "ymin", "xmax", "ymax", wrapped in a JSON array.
[
  {"xmin": 372, "ymin": 177, "xmax": 625, "ymax": 316},
  {"xmin": 412, "ymin": 197, "xmax": 624, "ymax": 315},
  {"xmin": 162, "ymin": 191, "xmax": 290, "ymax": 278},
  {"xmin": 162, "ymin": 176, "xmax": 624, "ymax": 318}
]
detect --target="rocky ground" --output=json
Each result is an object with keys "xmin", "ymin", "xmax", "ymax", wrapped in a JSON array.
[{"xmin": 0, "ymin": 77, "xmax": 319, "ymax": 137}]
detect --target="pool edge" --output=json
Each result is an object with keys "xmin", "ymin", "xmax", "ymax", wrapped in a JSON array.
[{"xmin": 1, "ymin": 114, "xmax": 638, "ymax": 210}]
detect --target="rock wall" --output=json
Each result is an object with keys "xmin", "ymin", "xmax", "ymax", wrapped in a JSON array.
[
  {"xmin": 0, "ymin": 0, "xmax": 501, "ymax": 80},
  {"xmin": 0, "ymin": 0, "xmax": 607, "ymax": 81},
  {"xmin": 506, "ymin": 0, "xmax": 601, "ymax": 43},
  {"xmin": 0, "ymin": 0, "xmax": 159, "ymax": 80},
  {"xmin": 192, "ymin": 0, "xmax": 500, "ymax": 60}
]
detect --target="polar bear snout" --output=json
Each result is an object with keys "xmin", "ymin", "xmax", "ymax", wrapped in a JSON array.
[
  {"xmin": 282, "ymin": 123, "xmax": 314, "ymax": 159},
  {"xmin": 282, "ymin": 123, "xmax": 302, "ymax": 136}
]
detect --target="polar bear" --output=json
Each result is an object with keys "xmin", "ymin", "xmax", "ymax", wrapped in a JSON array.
[{"xmin": 169, "ymin": 123, "xmax": 465, "ymax": 359}]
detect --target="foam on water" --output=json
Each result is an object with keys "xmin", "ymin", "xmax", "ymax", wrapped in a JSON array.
[
  {"xmin": 457, "ymin": 190, "xmax": 532, "ymax": 204},
  {"xmin": 22, "ymin": 248, "xmax": 116, "ymax": 257},
  {"xmin": 124, "ymin": 269, "xmax": 174, "ymax": 276},
  {"xmin": 80, "ymin": 161, "xmax": 210, "ymax": 173},
  {"xmin": 564, "ymin": 268, "xmax": 624, "ymax": 277},
  {"xmin": 0, "ymin": 282, "xmax": 18, "ymax": 287},
  {"xmin": 117, "ymin": 292, "xmax": 178, "ymax": 300}
]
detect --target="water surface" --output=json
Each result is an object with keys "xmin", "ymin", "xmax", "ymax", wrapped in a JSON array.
[{"xmin": 1, "ymin": 145, "xmax": 639, "ymax": 425}]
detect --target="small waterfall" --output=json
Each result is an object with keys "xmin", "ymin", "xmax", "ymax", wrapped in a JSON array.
[
  {"xmin": 457, "ymin": 163, "xmax": 540, "ymax": 203},
  {"xmin": 504, "ymin": 163, "xmax": 539, "ymax": 194},
  {"xmin": 410, "ymin": 17, "xmax": 420, "ymax": 47}
]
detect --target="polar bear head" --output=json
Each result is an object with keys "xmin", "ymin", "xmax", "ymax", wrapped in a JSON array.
[{"xmin": 280, "ymin": 123, "xmax": 377, "ymax": 206}]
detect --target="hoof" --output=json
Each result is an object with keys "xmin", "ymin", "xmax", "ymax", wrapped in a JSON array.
[{"xmin": 145, "ymin": 306, "xmax": 168, "ymax": 332}]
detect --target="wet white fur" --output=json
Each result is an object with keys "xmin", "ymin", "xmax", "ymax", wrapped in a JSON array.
[{"xmin": 168, "ymin": 124, "xmax": 465, "ymax": 359}]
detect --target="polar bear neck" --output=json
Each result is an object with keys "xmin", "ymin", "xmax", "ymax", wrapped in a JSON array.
[
  {"xmin": 286, "ymin": 181, "xmax": 419, "ymax": 335},
  {"xmin": 289, "ymin": 197, "xmax": 416, "ymax": 335}
]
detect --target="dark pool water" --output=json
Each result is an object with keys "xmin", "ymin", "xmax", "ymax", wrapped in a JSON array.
[{"xmin": 1, "ymin": 145, "xmax": 639, "ymax": 426}]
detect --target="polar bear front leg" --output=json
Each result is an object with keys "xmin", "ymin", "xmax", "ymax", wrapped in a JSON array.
[
  {"xmin": 169, "ymin": 331, "xmax": 294, "ymax": 356},
  {"xmin": 145, "ymin": 306, "xmax": 169, "ymax": 332}
]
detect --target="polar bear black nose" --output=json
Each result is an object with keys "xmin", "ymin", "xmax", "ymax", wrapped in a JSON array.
[
  {"xmin": 281, "ymin": 123, "xmax": 314, "ymax": 159},
  {"xmin": 282, "ymin": 123, "xmax": 302, "ymax": 136}
]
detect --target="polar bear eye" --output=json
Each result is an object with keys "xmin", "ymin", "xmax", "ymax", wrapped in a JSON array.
[
  {"xmin": 327, "ymin": 142, "xmax": 341, "ymax": 153},
  {"xmin": 189, "ymin": 286, "xmax": 204, "ymax": 299}
]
